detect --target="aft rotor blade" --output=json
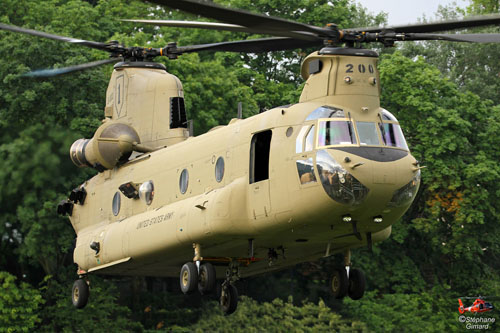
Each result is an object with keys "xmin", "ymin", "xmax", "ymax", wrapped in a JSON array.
[
  {"xmin": 352, "ymin": 14, "xmax": 500, "ymax": 33},
  {"xmin": 0, "ymin": 23, "xmax": 112, "ymax": 51},
  {"xmin": 172, "ymin": 37, "xmax": 323, "ymax": 54},
  {"xmin": 144, "ymin": 0, "xmax": 334, "ymax": 39},
  {"xmin": 23, "ymin": 58, "xmax": 120, "ymax": 77},
  {"xmin": 406, "ymin": 33, "xmax": 500, "ymax": 43}
]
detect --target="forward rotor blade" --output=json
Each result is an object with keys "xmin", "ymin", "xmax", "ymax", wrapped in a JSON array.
[
  {"xmin": 23, "ymin": 58, "xmax": 120, "ymax": 77},
  {"xmin": 123, "ymin": 18, "xmax": 320, "ymax": 41},
  {"xmin": 173, "ymin": 37, "xmax": 323, "ymax": 54},
  {"xmin": 352, "ymin": 14, "xmax": 500, "ymax": 33},
  {"xmin": 144, "ymin": 0, "xmax": 334, "ymax": 39},
  {"xmin": 0, "ymin": 23, "xmax": 112, "ymax": 51},
  {"xmin": 122, "ymin": 19, "xmax": 253, "ymax": 33},
  {"xmin": 406, "ymin": 33, "xmax": 500, "ymax": 43}
]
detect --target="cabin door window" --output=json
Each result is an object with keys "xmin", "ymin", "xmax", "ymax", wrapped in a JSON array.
[{"xmin": 249, "ymin": 130, "xmax": 272, "ymax": 184}]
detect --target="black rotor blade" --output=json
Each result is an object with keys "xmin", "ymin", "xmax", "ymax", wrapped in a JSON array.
[
  {"xmin": 0, "ymin": 23, "xmax": 112, "ymax": 52},
  {"xmin": 145, "ymin": 0, "xmax": 333, "ymax": 39},
  {"xmin": 352, "ymin": 14, "xmax": 500, "ymax": 33},
  {"xmin": 172, "ymin": 37, "xmax": 323, "ymax": 54},
  {"xmin": 122, "ymin": 19, "xmax": 319, "ymax": 40},
  {"xmin": 23, "ymin": 58, "xmax": 120, "ymax": 77},
  {"xmin": 122, "ymin": 19, "xmax": 253, "ymax": 33},
  {"xmin": 124, "ymin": 18, "xmax": 320, "ymax": 41},
  {"xmin": 406, "ymin": 33, "xmax": 500, "ymax": 43}
]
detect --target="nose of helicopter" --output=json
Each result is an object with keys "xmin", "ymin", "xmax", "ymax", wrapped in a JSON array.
[{"xmin": 315, "ymin": 148, "xmax": 420, "ymax": 218}]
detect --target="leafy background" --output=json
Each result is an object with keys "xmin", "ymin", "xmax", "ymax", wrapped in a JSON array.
[{"xmin": 0, "ymin": 0, "xmax": 499, "ymax": 331}]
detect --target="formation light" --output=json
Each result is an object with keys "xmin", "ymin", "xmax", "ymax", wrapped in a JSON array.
[{"xmin": 342, "ymin": 215, "xmax": 352, "ymax": 223}]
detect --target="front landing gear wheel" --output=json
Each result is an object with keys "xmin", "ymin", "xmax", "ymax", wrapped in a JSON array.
[
  {"xmin": 72, "ymin": 279, "xmax": 89, "ymax": 309},
  {"xmin": 198, "ymin": 262, "xmax": 216, "ymax": 295},
  {"xmin": 180, "ymin": 262, "xmax": 198, "ymax": 294},
  {"xmin": 331, "ymin": 267, "xmax": 348, "ymax": 299},
  {"xmin": 348, "ymin": 268, "xmax": 366, "ymax": 300},
  {"xmin": 220, "ymin": 283, "xmax": 238, "ymax": 315}
]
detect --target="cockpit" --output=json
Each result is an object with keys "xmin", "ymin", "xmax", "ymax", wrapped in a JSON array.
[
  {"xmin": 296, "ymin": 106, "xmax": 408, "ymax": 153},
  {"xmin": 295, "ymin": 105, "xmax": 420, "ymax": 208}
]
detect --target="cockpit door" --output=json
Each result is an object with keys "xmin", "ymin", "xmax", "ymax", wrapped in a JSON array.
[{"xmin": 248, "ymin": 130, "xmax": 272, "ymax": 219}]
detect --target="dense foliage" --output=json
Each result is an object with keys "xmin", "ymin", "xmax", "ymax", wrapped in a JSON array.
[{"xmin": 0, "ymin": 0, "xmax": 498, "ymax": 332}]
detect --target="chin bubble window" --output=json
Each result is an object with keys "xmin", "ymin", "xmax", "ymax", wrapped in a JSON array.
[
  {"xmin": 388, "ymin": 170, "xmax": 421, "ymax": 207},
  {"xmin": 179, "ymin": 169, "xmax": 189, "ymax": 194},
  {"xmin": 215, "ymin": 157, "xmax": 224, "ymax": 182},
  {"xmin": 139, "ymin": 180, "xmax": 154, "ymax": 205},
  {"xmin": 316, "ymin": 150, "xmax": 369, "ymax": 205}
]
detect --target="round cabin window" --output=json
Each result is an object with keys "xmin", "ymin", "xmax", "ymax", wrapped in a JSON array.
[
  {"xmin": 139, "ymin": 180, "xmax": 154, "ymax": 205},
  {"xmin": 215, "ymin": 156, "xmax": 225, "ymax": 182},
  {"xmin": 112, "ymin": 191, "xmax": 121, "ymax": 216},
  {"xmin": 179, "ymin": 169, "xmax": 189, "ymax": 194}
]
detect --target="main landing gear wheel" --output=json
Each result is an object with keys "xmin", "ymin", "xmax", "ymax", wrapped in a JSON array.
[
  {"xmin": 220, "ymin": 283, "xmax": 238, "ymax": 315},
  {"xmin": 331, "ymin": 267, "xmax": 349, "ymax": 299},
  {"xmin": 198, "ymin": 262, "xmax": 216, "ymax": 295},
  {"xmin": 180, "ymin": 262, "xmax": 198, "ymax": 294},
  {"xmin": 348, "ymin": 268, "xmax": 366, "ymax": 300},
  {"xmin": 72, "ymin": 279, "xmax": 89, "ymax": 309}
]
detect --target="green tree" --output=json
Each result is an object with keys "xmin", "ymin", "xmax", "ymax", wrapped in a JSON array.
[
  {"xmin": 401, "ymin": 1, "xmax": 500, "ymax": 103},
  {"xmin": 0, "ymin": 271, "xmax": 43, "ymax": 333},
  {"xmin": 174, "ymin": 296, "xmax": 367, "ymax": 332}
]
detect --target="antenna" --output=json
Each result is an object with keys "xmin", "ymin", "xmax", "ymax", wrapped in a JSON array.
[
  {"xmin": 238, "ymin": 102, "xmax": 243, "ymax": 119},
  {"xmin": 188, "ymin": 120, "xmax": 194, "ymax": 136}
]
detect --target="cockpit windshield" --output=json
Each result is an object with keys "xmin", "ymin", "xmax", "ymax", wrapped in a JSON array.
[
  {"xmin": 318, "ymin": 121, "xmax": 357, "ymax": 146},
  {"xmin": 356, "ymin": 122, "xmax": 380, "ymax": 145},
  {"xmin": 307, "ymin": 106, "xmax": 409, "ymax": 150},
  {"xmin": 379, "ymin": 109, "xmax": 409, "ymax": 150}
]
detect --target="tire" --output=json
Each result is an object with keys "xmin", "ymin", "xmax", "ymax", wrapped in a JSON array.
[
  {"xmin": 198, "ymin": 262, "xmax": 216, "ymax": 295},
  {"xmin": 348, "ymin": 268, "xmax": 366, "ymax": 300},
  {"xmin": 220, "ymin": 283, "xmax": 238, "ymax": 315},
  {"xmin": 72, "ymin": 279, "xmax": 89, "ymax": 309},
  {"xmin": 331, "ymin": 267, "xmax": 348, "ymax": 299},
  {"xmin": 180, "ymin": 262, "xmax": 198, "ymax": 294}
]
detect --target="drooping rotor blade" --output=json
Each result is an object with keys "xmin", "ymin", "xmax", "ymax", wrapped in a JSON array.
[
  {"xmin": 123, "ymin": 18, "xmax": 321, "ymax": 41},
  {"xmin": 0, "ymin": 23, "xmax": 113, "ymax": 52},
  {"xmin": 170, "ymin": 37, "xmax": 323, "ymax": 54},
  {"xmin": 404, "ymin": 33, "xmax": 500, "ymax": 43},
  {"xmin": 351, "ymin": 14, "xmax": 500, "ymax": 33},
  {"xmin": 122, "ymin": 19, "xmax": 253, "ymax": 33},
  {"xmin": 23, "ymin": 58, "xmax": 121, "ymax": 77},
  {"xmin": 361, "ymin": 31, "xmax": 500, "ymax": 45},
  {"xmin": 144, "ymin": 0, "xmax": 335, "ymax": 39}
]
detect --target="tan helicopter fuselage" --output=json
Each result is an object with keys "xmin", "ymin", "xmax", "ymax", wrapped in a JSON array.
[{"xmin": 69, "ymin": 49, "xmax": 420, "ymax": 278}]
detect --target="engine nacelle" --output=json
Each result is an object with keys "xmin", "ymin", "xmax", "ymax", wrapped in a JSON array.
[{"xmin": 70, "ymin": 121, "xmax": 142, "ymax": 170}]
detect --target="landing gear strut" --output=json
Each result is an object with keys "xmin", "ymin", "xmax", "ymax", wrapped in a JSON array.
[
  {"xmin": 330, "ymin": 249, "xmax": 366, "ymax": 300},
  {"xmin": 180, "ymin": 243, "xmax": 217, "ymax": 295},
  {"xmin": 180, "ymin": 243, "xmax": 252, "ymax": 314}
]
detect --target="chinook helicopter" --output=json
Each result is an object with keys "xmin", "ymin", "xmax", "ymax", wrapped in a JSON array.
[{"xmin": 2, "ymin": 0, "xmax": 500, "ymax": 315}]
